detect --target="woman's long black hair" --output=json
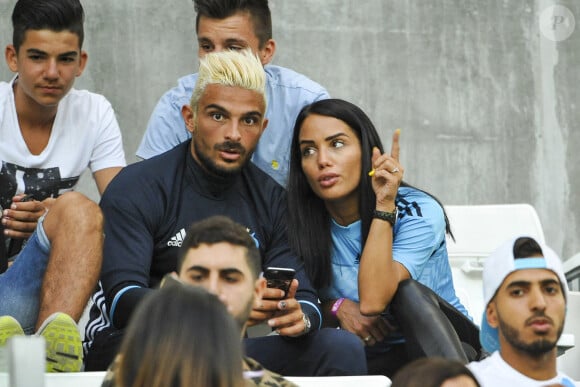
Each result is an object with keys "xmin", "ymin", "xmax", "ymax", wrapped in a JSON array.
[{"xmin": 287, "ymin": 99, "xmax": 453, "ymax": 289}]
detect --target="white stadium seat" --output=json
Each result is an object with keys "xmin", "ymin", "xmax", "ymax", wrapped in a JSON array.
[
  {"xmin": 444, "ymin": 203, "xmax": 545, "ymax": 324},
  {"xmin": 0, "ymin": 371, "xmax": 392, "ymax": 387}
]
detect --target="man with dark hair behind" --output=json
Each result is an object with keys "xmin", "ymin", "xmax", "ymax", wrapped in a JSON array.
[{"xmin": 137, "ymin": 0, "xmax": 328, "ymax": 187}]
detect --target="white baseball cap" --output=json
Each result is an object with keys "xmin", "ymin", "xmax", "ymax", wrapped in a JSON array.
[{"xmin": 480, "ymin": 235, "xmax": 569, "ymax": 353}]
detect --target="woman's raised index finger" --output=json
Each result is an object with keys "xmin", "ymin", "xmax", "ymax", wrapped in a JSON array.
[{"xmin": 391, "ymin": 128, "xmax": 401, "ymax": 161}]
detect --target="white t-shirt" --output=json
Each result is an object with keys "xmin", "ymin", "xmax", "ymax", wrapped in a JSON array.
[
  {"xmin": 0, "ymin": 78, "xmax": 126, "ymax": 210},
  {"xmin": 467, "ymin": 352, "xmax": 578, "ymax": 387}
]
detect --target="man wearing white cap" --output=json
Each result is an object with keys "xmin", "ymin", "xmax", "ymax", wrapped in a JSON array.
[{"xmin": 467, "ymin": 236, "xmax": 578, "ymax": 386}]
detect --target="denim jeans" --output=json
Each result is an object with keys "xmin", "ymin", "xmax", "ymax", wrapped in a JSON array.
[{"xmin": 0, "ymin": 217, "xmax": 50, "ymax": 334}]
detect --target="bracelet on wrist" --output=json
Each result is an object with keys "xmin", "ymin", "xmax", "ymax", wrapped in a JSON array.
[
  {"xmin": 372, "ymin": 208, "xmax": 398, "ymax": 227},
  {"xmin": 331, "ymin": 297, "xmax": 346, "ymax": 317}
]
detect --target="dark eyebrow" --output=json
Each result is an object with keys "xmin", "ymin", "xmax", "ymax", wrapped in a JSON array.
[
  {"xmin": 224, "ymin": 38, "xmax": 248, "ymax": 45},
  {"xmin": 540, "ymin": 278, "xmax": 561, "ymax": 287},
  {"xmin": 184, "ymin": 266, "xmax": 244, "ymax": 277},
  {"xmin": 26, "ymin": 48, "xmax": 47, "ymax": 56},
  {"xmin": 197, "ymin": 37, "xmax": 247, "ymax": 46},
  {"xmin": 299, "ymin": 132, "xmax": 348, "ymax": 146},
  {"xmin": 26, "ymin": 48, "xmax": 78, "ymax": 58},
  {"xmin": 506, "ymin": 280, "xmax": 531, "ymax": 289},
  {"xmin": 220, "ymin": 268, "xmax": 244, "ymax": 277},
  {"xmin": 198, "ymin": 36, "xmax": 247, "ymax": 43},
  {"xmin": 204, "ymin": 104, "xmax": 229, "ymax": 113},
  {"xmin": 204, "ymin": 104, "xmax": 263, "ymax": 119},
  {"xmin": 185, "ymin": 265, "xmax": 209, "ymax": 274},
  {"xmin": 325, "ymin": 133, "xmax": 348, "ymax": 141},
  {"xmin": 59, "ymin": 51, "xmax": 78, "ymax": 57},
  {"xmin": 506, "ymin": 278, "xmax": 561, "ymax": 289},
  {"xmin": 242, "ymin": 111, "xmax": 263, "ymax": 119}
]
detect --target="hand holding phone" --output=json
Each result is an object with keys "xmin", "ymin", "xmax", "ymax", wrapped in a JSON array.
[
  {"xmin": 6, "ymin": 194, "xmax": 35, "ymax": 257},
  {"xmin": 263, "ymin": 267, "xmax": 296, "ymax": 298}
]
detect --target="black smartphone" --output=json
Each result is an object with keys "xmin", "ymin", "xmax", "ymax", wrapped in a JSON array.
[
  {"xmin": 263, "ymin": 267, "xmax": 296, "ymax": 297},
  {"xmin": 18, "ymin": 194, "xmax": 34, "ymax": 202}
]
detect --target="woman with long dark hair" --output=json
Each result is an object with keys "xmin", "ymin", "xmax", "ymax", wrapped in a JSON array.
[{"xmin": 287, "ymin": 99, "xmax": 480, "ymax": 376}]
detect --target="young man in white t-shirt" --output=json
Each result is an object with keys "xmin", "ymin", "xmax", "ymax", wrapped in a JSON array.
[
  {"xmin": 0, "ymin": 0, "xmax": 125, "ymax": 372},
  {"xmin": 467, "ymin": 236, "xmax": 578, "ymax": 386},
  {"xmin": 1, "ymin": 0, "xmax": 125, "ymax": 250}
]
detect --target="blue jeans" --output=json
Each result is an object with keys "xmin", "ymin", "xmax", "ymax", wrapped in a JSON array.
[{"xmin": 0, "ymin": 217, "xmax": 50, "ymax": 334}]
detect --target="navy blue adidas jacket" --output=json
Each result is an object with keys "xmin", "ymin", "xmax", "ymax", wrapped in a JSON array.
[{"xmin": 86, "ymin": 141, "xmax": 321, "ymax": 345}]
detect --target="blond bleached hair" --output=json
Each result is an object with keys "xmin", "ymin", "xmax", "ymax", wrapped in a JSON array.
[{"xmin": 190, "ymin": 49, "xmax": 267, "ymax": 112}]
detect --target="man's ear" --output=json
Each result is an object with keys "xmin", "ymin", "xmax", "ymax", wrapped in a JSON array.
[
  {"xmin": 5, "ymin": 44, "xmax": 18, "ymax": 73},
  {"xmin": 258, "ymin": 39, "xmax": 276, "ymax": 65},
  {"xmin": 486, "ymin": 302, "xmax": 499, "ymax": 328},
  {"xmin": 182, "ymin": 104, "xmax": 196, "ymax": 134},
  {"xmin": 76, "ymin": 50, "xmax": 88, "ymax": 77}
]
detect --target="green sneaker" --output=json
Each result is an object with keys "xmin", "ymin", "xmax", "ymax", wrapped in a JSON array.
[
  {"xmin": 0, "ymin": 316, "xmax": 25, "ymax": 347},
  {"xmin": 36, "ymin": 312, "xmax": 83, "ymax": 372}
]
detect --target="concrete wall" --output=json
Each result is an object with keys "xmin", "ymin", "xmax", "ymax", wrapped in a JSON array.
[{"xmin": 1, "ymin": 0, "xmax": 579, "ymax": 260}]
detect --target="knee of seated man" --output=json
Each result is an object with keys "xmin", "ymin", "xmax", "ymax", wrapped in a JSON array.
[
  {"xmin": 53, "ymin": 192, "xmax": 100, "ymax": 218},
  {"xmin": 45, "ymin": 193, "xmax": 103, "ymax": 236}
]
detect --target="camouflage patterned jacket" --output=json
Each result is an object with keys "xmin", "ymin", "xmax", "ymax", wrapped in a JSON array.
[
  {"xmin": 243, "ymin": 357, "xmax": 298, "ymax": 387},
  {"xmin": 100, "ymin": 356, "xmax": 298, "ymax": 387}
]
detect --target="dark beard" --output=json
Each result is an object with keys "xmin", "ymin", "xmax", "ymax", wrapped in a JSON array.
[
  {"xmin": 194, "ymin": 138, "xmax": 249, "ymax": 178},
  {"xmin": 499, "ymin": 315, "xmax": 563, "ymax": 356}
]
